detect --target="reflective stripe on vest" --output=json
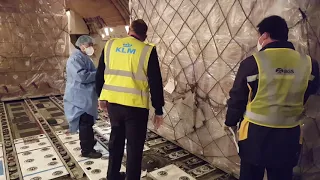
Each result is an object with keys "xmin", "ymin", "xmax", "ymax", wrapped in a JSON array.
[
  {"xmin": 103, "ymin": 84, "xmax": 149, "ymax": 97},
  {"xmin": 247, "ymin": 74, "xmax": 314, "ymax": 83},
  {"xmin": 244, "ymin": 50, "xmax": 311, "ymax": 128},
  {"xmin": 104, "ymin": 39, "xmax": 150, "ymax": 81},
  {"xmin": 247, "ymin": 74, "xmax": 258, "ymax": 82}
]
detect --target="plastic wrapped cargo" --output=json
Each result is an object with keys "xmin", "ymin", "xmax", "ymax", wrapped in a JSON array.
[
  {"xmin": 0, "ymin": 0, "xmax": 68, "ymax": 101},
  {"xmin": 130, "ymin": 0, "xmax": 320, "ymax": 178}
]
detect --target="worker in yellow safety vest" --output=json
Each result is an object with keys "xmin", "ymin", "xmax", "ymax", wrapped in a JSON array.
[
  {"xmin": 225, "ymin": 15, "xmax": 319, "ymax": 180},
  {"xmin": 95, "ymin": 19, "xmax": 165, "ymax": 180}
]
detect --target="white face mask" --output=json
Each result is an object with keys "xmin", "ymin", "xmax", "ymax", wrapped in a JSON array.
[
  {"xmin": 257, "ymin": 35, "xmax": 264, "ymax": 51},
  {"xmin": 85, "ymin": 46, "xmax": 94, "ymax": 56}
]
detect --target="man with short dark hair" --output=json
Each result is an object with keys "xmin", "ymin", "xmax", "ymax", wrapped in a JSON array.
[
  {"xmin": 225, "ymin": 15, "xmax": 319, "ymax": 180},
  {"xmin": 96, "ymin": 19, "xmax": 165, "ymax": 180}
]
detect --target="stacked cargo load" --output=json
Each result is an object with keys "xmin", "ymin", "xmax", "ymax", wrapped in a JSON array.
[
  {"xmin": 130, "ymin": 0, "xmax": 320, "ymax": 178},
  {"xmin": 0, "ymin": 0, "xmax": 68, "ymax": 101}
]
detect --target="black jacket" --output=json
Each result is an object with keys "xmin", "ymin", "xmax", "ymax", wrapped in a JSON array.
[
  {"xmin": 225, "ymin": 41, "xmax": 319, "ymax": 167},
  {"xmin": 95, "ymin": 38, "xmax": 164, "ymax": 115}
]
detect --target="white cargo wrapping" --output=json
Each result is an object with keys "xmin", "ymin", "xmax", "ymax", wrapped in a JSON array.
[{"xmin": 130, "ymin": 0, "xmax": 320, "ymax": 178}]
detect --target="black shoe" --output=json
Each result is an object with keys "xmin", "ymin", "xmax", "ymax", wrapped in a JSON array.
[
  {"xmin": 108, "ymin": 172, "xmax": 126, "ymax": 180},
  {"xmin": 93, "ymin": 139, "xmax": 97, "ymax": 147},
  {"xmin": 82, "ymin": 150, "xmax": 102, "ymax": 159},
  {"xmin": 119, "ymin": 172, "xmax": 126, "ymax": 180}
]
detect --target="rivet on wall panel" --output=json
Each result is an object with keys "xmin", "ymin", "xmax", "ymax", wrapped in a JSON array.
[
  {"xmin": 32, "ymin": 82, "xmax": 38, "ymax": 89},
  {"xmin": 18, "ymin": 84, "xmax": 25, "ymax": 92},
  {"xmin": 46, "ymin": 82, "xmax": 51, "ymax": 88},
  {"xmin": 3, "ymin": 85, "xmax": 8, "ymax": 93}
]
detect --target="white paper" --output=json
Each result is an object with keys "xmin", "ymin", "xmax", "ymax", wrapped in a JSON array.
[
  {"xmin": 229, "ymin": 127, "xmax": 239, "ymax": 153},
  {"xmin": 164, "ymin": 78, "xmax": 176, "ymax": 94}
]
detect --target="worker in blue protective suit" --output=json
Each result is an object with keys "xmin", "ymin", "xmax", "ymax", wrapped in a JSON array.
[{"xmin": 64, "ymin": 35, "xmax": 102, "ymax": 159}]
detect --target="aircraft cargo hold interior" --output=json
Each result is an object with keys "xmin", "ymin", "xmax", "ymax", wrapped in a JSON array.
[
  {"xmin": 0, "ymin": 0, "xmax": 320, "ymax": 180},
  {"xmin": 0, "ymin": 96, "xmax": 234, "ymax": 180}
]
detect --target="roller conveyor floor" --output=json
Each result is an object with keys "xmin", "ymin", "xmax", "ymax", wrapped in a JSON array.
[{"xmin": 0, "ymin": 96, "xmax": 236, "ymax": 180}]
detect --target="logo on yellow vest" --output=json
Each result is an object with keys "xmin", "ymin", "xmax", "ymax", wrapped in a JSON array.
[
  {"xmin": 275, "ymin": 68, "xmax": 294, "ymax": 74},
  {"xmin": 116, "ymin": 43, "xmax": 136, "ymax": 54}
]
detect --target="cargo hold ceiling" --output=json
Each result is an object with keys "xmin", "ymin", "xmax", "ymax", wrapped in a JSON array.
[{"xmin": 66, "ymin": 0, "xmax": 130, "ymax": 34}]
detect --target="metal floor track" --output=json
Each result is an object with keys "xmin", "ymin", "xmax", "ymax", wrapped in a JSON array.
[{"xmin": 0, "ymin": 96, "xmax": 236, "ymax": 180}]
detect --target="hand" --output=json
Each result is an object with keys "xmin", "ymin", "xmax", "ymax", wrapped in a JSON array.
[
  {"xmin": 153, "ymin": 115, "xmax": 163, "ymax": 130},
  {"xmin": 223, "ymin": 125, "xmax": 237, "ymax": 135},
  {"xmin": 99, "ymin": 100, "xmax": 108, "ymax": 111}
]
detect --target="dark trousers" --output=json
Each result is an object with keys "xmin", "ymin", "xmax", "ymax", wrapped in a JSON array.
[
  {"xmin": 79, "ymin": 113, "xmax": 95, "ymax": 154},
  {"xmin": 240, "ymin": 160, "xmax": 293, "ymax": 180},
  {"xmin": 107, "ymin": 103, "xmax": 149, "ymax": 180}
]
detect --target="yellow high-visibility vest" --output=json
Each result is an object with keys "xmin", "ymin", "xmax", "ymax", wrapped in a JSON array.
[
  {"xmin": 244, "ymin": 48, "xmax": 312, "ymax": 128},
  {"xmin": 99, "ymin": 37, "xmax": 154, "ymax": 109}
]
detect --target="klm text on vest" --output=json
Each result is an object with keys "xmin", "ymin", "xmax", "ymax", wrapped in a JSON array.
[{"xmin": 116, "ymin": 43, "xmax": 136, "ymax": 54}]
